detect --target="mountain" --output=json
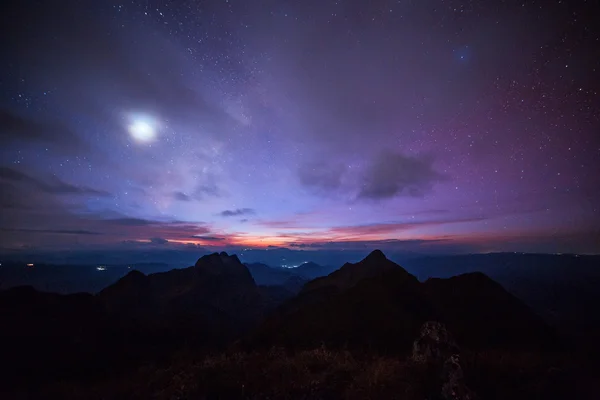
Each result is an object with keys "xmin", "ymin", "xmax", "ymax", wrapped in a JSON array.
[
  {"xmin": 0, "ymin": 286, "xmax": 118, "ymax": 388},
  {"xmin": 423, "ymin": 272, "xmax": 555, "ymax": 350},
  {"xmin": 250, "ymin": 250, "xmax": 556, "ymax": 354},
  {"xmin": 99, "ymin": 252, "xmax": 265, "ymax": 337},
  {"xmin": 302, "ymin": 249, "xmax": 415, "ymax": 293},
  {"xmin": 406, "ymin": 253, "xmax": 600, "ymax": 340},
  {"xmin": 0, "ymin": 249, "xmax": 585, "ymax": 399},
  {"xmin": 0, "ymin": 252, "xmax": 270, "ymax": 390}
]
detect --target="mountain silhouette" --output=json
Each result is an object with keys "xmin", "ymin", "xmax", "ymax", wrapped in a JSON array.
[
  {"xmin": 423, "ymin": 272, "xmax": 556, "ymax": 350},
  {"xmin": 302, "ymin": 249, "xmax": 417, "ymax": 293},
  {"xmin": 99, "ymin": 252, "xmax": 264, "ymax": 334},
  {"xmin": 250, "ymin": 250, "xmax": 556, "ymax": 353},
  {"xmin": 0, "ymin": 249, "xmax": 567, "ymax": 397}
]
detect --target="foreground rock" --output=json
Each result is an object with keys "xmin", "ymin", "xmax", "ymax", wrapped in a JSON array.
[
  {"xmin": 412, "ymin": 321, "xmax": 460, "ymax": 364},
  {"xmin": 412, "ymin": 321, "xmax": 476, "ymax": 400},
  {"xmin": 441, "ymin": 354, "xmax": 476, "ymax": 400}
]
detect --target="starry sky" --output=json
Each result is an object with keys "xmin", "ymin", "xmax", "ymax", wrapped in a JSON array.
[{"xmin": 1, "ymin": 0, "xmax": 599, "ymax": 256}]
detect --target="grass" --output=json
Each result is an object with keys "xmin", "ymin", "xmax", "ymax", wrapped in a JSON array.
[{"xmin": 3, "ymin": 346, "xmax": 593, "ymax": 400}]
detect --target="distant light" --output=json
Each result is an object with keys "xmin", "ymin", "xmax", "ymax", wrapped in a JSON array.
[
  {"xmin": 96, "ymin": 266, "xmax": 106, "ymax": 271},
  {"xmin": 26, "ymin": 263, "xmax": 34, "ymax": 267}
]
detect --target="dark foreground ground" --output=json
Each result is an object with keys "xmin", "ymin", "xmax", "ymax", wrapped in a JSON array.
[{"xmin": 3, "ymin": 346, "xmax": 598, "ymax": 400}]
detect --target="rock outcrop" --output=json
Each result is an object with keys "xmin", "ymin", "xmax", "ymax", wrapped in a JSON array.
[
  {"xmin": 412, "ymin": 321, "xmax": 476, "ymax": 400},
  {"xmin": 412, "ymin": 321, "xmax": 459, "ymax": 364},
  {"xmin": 441, "ymin": 354, "xmax": 476, "ymax": 400}
]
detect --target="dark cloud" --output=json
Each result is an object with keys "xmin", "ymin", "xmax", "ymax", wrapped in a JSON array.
[
  {"xmin": 191, "ymin": 235, "xmax": 226, "ymax": 241},
  {"xmin": 298, "ymin": 162, "xmax": 347, "ymax": 194},
  {"xmin": 149, "ymin": 237, "xmax": 169, "ymax": 245},
  {"xmin": 195, "ymin": 184, "xmax": 221, "ymax": 198},
  {"xmin": 327, "ymin": 217, "xmax": 487, "ymax": 237},
  {"xmin": 358, "ymin": 152, "xmax": 446, "ymax": 200},
  {"xmin": 297, "ymin": 153, "xmax": 446, "ymax": 200},
  {"xmin": 0, "ymin": 166, "xmax": 111, "ymax": 197},
  {"xmin": 173, "ymin": 191, "xmax": 191, "ymax": 201},
  {"xmin": 286, "ymin": 238, "xmax": 475, "ymax": 254},
  {"xmin": 0, "ymin": 109, "xmax": 84, "ymax": 150},
  {"xmin": 104, "ymin": 217, "xmax": 194, "ymax": 228},
  {"xmin": 173, "ymin": 185, "xmax": 221, "ymax": 202},
  {"xmin": 0, "ymin": 183, "xmax": 29, "ymax": 209},
  {"xmin": 219, "ymin": 208, "xmax": 255, "ymax": 217},
  {"xmin": 0, "ymin": 228, "xmax": 101, "ymax": 235}
]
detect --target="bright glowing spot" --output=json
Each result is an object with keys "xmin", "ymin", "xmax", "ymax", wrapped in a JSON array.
[
  {"xmin": 128, "ymin": 118, "xmax": 156, "ymax": 142},
  {"xmin": 96, "ymin": 266, "xmax": 106, "ymax": 271}
]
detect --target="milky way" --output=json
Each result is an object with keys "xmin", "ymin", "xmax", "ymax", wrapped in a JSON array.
[{"xmin": 1, "ymin": 0, "xmax": 598, "ymax": 254}]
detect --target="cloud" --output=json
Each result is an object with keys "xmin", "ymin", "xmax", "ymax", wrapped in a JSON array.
[
  {"xmin": 195, "ymin": 184, "xmax": 221, "ymax": 198},
  {"xmin": 358, "ymin": 152, "xmax": 446, "ymax": 200},
  {"xmin": 298, "ymin": 162, "xmax": 346, "ymax": 193},
  {"xmin": 102, "ymin": 217, "xmax": 157, "ymax": 227},
  {"xmin": 0, "ymin": 228, "xmax": 101, "ymax": 235},
  {"xmin": 219, "ymin": 208, "xmax": 255, "ymax": 217},
  {"xmin": 0, "ymin": 109, "xmax": 84, "ymax": 151},
  {"xmin": 149, "ymin": 237, "xmax": 169, "ymax": 245},
  {"xmin": 191, "ymin": 235, "xmax": 226, "ymax": 241},
  {"xmin": 296, "ymin": 153, "xmax": 446, "ymax": 200},
  {"xmin": 285, "ymin": 238, "xmax": 477, "ymax": 254},
  {"xmin": 327, "ymin": 217, "xmax": 486, "ymax": 237},
  {"xmin": 0, "ymin": 166, "xmax": 111, "ymax": 197},
  {"xmin": 173, "ymin": 184, "xmax": 221, "ymax": 202},
  {"xmin": 173, "ymin": 191, "xmax": 191, "ymax": 201}
]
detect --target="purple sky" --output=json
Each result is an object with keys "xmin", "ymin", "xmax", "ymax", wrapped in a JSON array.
[{"xmin": 1, "ymin": 0, "xmax": 599, "ymax": 255}]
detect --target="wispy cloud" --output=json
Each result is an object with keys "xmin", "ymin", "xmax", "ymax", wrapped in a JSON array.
[
  {"xmin": 0, "ymin": 228, "xmax": 102, "ymax": 235},
  {"xmin": 0, "ymin": 166, "xmax": 110, "ymax": 197},
  {"xmin": 0, "ymin": 109, "xmax": 85, "ymax": 152},
  {"xmin": 219, "ymin": 208, "xmax": 255, "ymax": 217},
  {"xmin": 191, "ymin": 235, "xmax": 226, "ymax": 241}
]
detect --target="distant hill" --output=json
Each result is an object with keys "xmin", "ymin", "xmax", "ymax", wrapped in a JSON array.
[
  {"xmin": 245, "ymin": 262, "xmax": 306, "ymax": 293},
  {"xmin": 292, "ymin": 261, "xmax": 339, "ymax": 280},
  {"xmin": 0, "ymin": 262, "xmax": 170, "ymax": 294},
  {"xmin": 245, "ymin": 261, "xmax": 337, "ymax": 288}
]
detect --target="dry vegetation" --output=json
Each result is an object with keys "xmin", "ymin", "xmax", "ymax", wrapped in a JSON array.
[{"xmin": 5, "ymin": 346, "xmax": 590, "ymax": 400}]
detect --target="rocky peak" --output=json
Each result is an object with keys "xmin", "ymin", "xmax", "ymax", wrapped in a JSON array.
[
  {"xmin": 301, "ymin": 249, "xmax": 416, "ymax": 294},
  {"xmin": 365, "ymin": 249, "xmax": 387, "ymax": 261},
  {"xmin": 195, "ymin": 252, "xmax": 256, "ymax": 286}
]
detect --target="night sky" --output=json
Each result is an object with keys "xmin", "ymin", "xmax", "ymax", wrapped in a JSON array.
[{"xmin": 1, "ymin": 0, "xmax": 599, "ymax": 255}]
